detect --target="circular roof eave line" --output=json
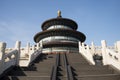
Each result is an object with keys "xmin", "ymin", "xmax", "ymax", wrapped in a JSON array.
[{"xmin": 34, "ymin": 29, "xmax": 86, "ymax": 43}]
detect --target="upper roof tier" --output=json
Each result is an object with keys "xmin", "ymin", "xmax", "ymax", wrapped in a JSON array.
[{"xmin": 41, "ymin": 11, "xmax": 78, "ymax": 30}]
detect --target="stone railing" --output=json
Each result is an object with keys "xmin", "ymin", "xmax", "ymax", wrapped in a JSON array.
[
  {"xmin": 101, "ymin": 40, "xmax": 120, "ymax": 70},
  {"xmin": 79, "ymin": 40, "xmax": 120, "ymax": 71},
  {"xmin": 0, "ymin": 41, "xmax": 20, "ymax": 75},
  {"xmin": 19, "ymin": 42, "xmax": 42, "ymax": 67},
  {"xmin": 79, "ymin": 42, "xmax": 95, "ymax": 65},
  {"xmin": 0, "ymin": 41, "xmax": 42, "ymax": 76}
]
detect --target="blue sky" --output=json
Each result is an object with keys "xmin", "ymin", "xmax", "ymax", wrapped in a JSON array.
[{"xmin": 0, "ymin": 0, "xmax": 120, "ymax": 47}]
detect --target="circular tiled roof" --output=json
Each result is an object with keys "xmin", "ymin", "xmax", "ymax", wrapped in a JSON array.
[
  {"xmin": 41, "ymin": 17, "xmax": 78, "ymax": 30},
  {"xmin": 34, "ymin": 29, "xmax": 86, "ymax": 43}
]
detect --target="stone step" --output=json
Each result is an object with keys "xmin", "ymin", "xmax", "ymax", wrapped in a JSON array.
[
  {"xmin": 36, "ymin": 67, "xmax": 53, "ymax": 71},
  {"xmin": 67, "ymin": 55, "xmax": 85, "ymax": 58},
  {"xmin": 34, "ymin": 66, "xmax": 53, "ymax": 70},
  {"xmin": 7, "ymin": 76, "xmax": 51, "ymax": 80},
  {"xmin": 35, "ymin": 59, "xmax": 55, "ymax": 63},
  {"xmin": 33, "ymin": 54, "xmax": 56, "ymax": 63},
  {"xmin": 9, "ymin": 71, "xmax": 52, "ymax": 76},
  {"xmin": 35, "ymin": 63, "xmax": 54, "ymax": 66},
  {"xmin": 76, "ymin": 74, "xmax": 120, "ymax": 80},
  {"xmin": 68, "ymin": 59, "xmax": 88, "ymax": 62},
  {"xmin": 67, "ymin": 56, "xmax": 86, "ymax": 59},
  {"xmin": 75, "ymin": 70, "xmax": 114, "ymax": 76},
  {"xmin": 11, "ymin": 65, "xmax": 53, "ymax": 72},
  {"xmin": 70, "ymin": 63, "xmax": 90, "ymax": 66},
  {"xmin": 57, "ymin": 71, "xmax": 67, "ymax": 76},
  {"xmin": 36, "ymin": 58, "xmax": 55, "ymax": 62},
  {"xmin": 57, "ymin": 77, "xmax": 67, "ymax": 80},
  {"xmin": 69, "ymin": 61, "xmax": 89, "ymax": 64},
  {"xmin": 67, "ymin": 57, "xmax": 89, "ymax": 63},
  {"xmin": 67, "ymin": 55, "xmax": 85, "ymax": 57},
  {"xmin": 72, "ymin": 65, "xmax": 110, "ymax": 71},
  {"xmin": 11, "ymin": 67, "xmax": 37, "ymax": 71}
]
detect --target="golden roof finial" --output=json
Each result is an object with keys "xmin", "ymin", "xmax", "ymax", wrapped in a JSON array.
[{"xmin": 57, "ymin": 10, "xmax": 62, "ymax": 17}]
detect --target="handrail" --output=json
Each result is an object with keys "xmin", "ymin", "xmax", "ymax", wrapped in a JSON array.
[
  {"xmin": 56, "ymin": 53, "xmax": 60, "ymax": 66},
  {"xmin": 67, "ymin": 65, "xmax": 74, "ymax": 80},
  {"xmin": 4, "ymin": 50, "xmax": 18, "ymax": 58},
  {"xmin": 101, "ymin": 40, "xmax": 120, "ymax": 71},
  {"xmin": 29, "ymin": 49, "xmax": 42, "ymax": 63},
  {"xmin": 64, "ymin": 53, "xmax": 74, "ymax": 80},
  {"xmin": 0, "ymin": 42, "xmax": 19, "ymax": 77},
  {"xmin": 79, "ymin": 42, "xmax": 95, "ymax": 65},
  {"xmin": 0, "ymin": 41, "xmax": 42, "ymax": 77},
  {"xmin": 51, "ymin": 66, "xmax": 57, "ymax": 80},
  {"xmin": 19, "ymin": 46, "xmax": 42, "ymax": 67},
  {"xmin": 102, "ymin": 48, "xmax": 120, "ymax": 70},
  {"xmin": 51, "ymin": 53, "xmax": 75, "ymax": 80},
  {"xmin": 50, "ymin": 53, "xmax": 60, "ymax": 80},
  {"xmin": 64, "ymin": 53, "xmax": 68, "ymax": 65},
  {"xmin": 3, "ymin": 50, "xmax": 18, "ymax": 73}
]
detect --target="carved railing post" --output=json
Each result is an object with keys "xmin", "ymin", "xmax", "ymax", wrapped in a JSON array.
[
  {"xmin": 82, "ymin": 43, "xmax": 85, "ymax": 52},
  {"xmin": 15, "ymin": 41, "xmax": 21, "ymax": 66},
  {"xmin": 40, "ymin": 41, "xmax": 43, "ymax": 53},
  {"xmin": 40, "ymin": 41, "xmax": 43, "ymax": 48},
  {"xmin": 91, "ymin": 42, "xmax": 95, "ymax": 55},
  {"xmin": 86, "ymin": 45, "xmax": 90, "ymax": 53},
  {"xmin": 32, "ymin": 45, "xmax": 35, "ymax": 53},
  {"xmin": 116, "ymin": 41, "xmax": 120, "ymax": 53},
  {"xmin": 82, "ymin": 43, "xmax": 85, "ymax": 47},
  {"xmin": 26, "ymin": 42, "xmax": 30, "ymax": 54},
  {"xmin": 0, "ymin": 42, "xmax": 6, "ymax": 74},
  {"xmin": 36, "ymin": 43, "xmax": 39, "ymax": 50},
  {"xmin": 114, "ymin": 42, "xmax": 117, "ymax": 52},
  {"xmin": 79, "ymin": 41, "xmax": 82, "ymax": 53},
  {"xmin": 101, "ymin": 40, "xmax": 107, "ymax": 65}
]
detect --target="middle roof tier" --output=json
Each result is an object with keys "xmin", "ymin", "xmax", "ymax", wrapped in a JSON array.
[{"xmin": 34, "ymin": 29, "xmax": 86, "ymax": 43}]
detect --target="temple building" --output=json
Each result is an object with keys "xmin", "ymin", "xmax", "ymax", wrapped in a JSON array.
[
  {"xmin": 0, "ymin": 11, "xmax": 120, "ymax": 80},
  {"xmin": 34, "ymin": 10, "xmax": 86, "ymax": 53}
]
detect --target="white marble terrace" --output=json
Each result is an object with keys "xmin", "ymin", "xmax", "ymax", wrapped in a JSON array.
[{"xmin": 0, "ymin": 40, "xmax": 120, "ymax": 75}]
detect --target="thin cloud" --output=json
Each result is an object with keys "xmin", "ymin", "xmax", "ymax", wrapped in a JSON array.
[{"xmin": 0, "ymin": 20, "xmax": 34, "ymax": 47}]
